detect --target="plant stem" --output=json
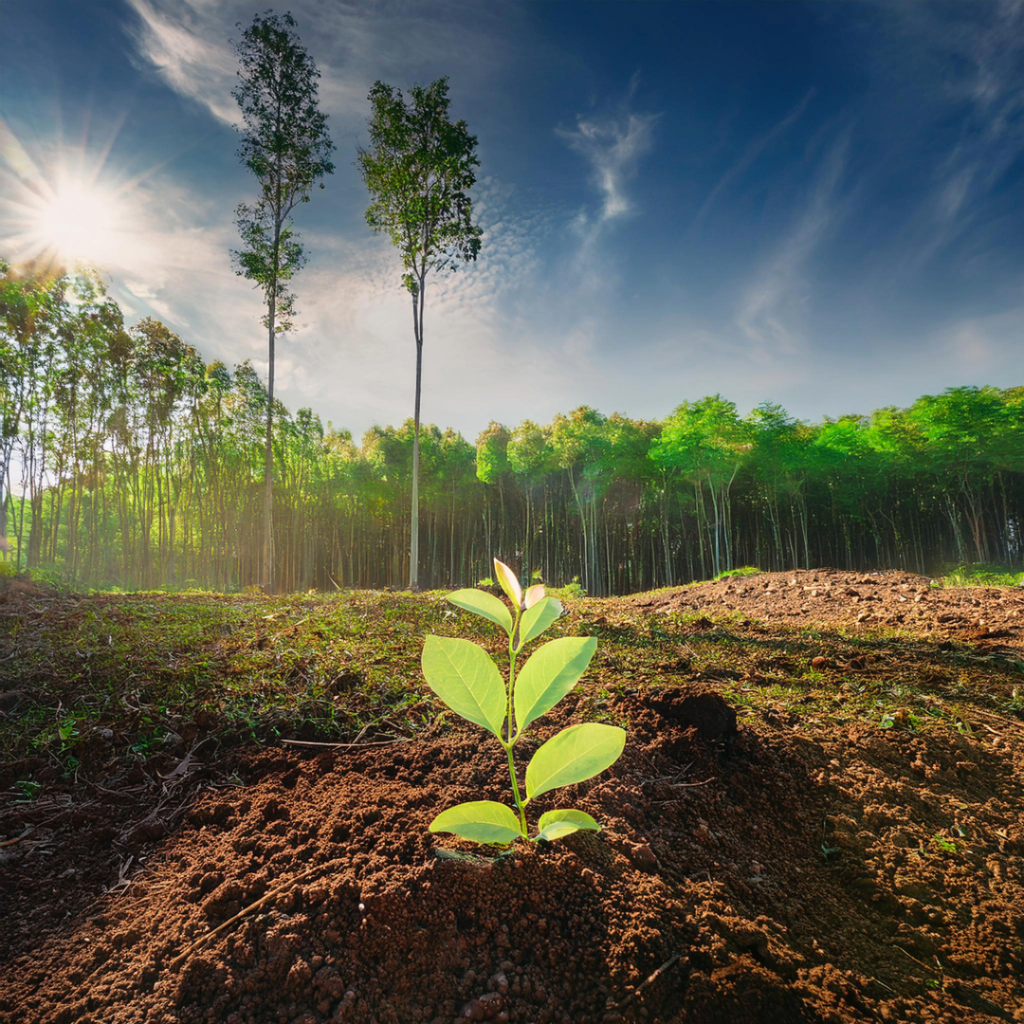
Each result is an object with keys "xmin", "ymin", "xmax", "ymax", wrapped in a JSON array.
[
  {"xmin": 506, "ymin": 742, "xmax": 527, "ymax": 836},
  {"xmin": 507, "ymin": 603, "xmax": 527, "ymax": 835}
]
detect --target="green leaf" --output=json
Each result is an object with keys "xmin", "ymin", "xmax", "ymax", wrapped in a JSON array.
[
  {"xmin": 525, "ymin": 723, "xmax": 626, "ymax": 802},
  {"xmin": 446, "ymin": 588, "xmax": 513, "ymax": 634},
  {"xmin": 493, "ymin": 558, "xmax": 523, "ymax": 608},
  {"xmin": 516, "ymin": 596, "xmax": 563, "ymax": 649},
  {"xmin": 534, "ymin": 808, "xmax": 601, "ymax": 842},
  {"xmin": 429, "ymin": 801, "xmax": 524, "ymax": 844},
  {"xmin": 422, "ymin": 636, "xmax": 506, "ymax": 739},
  {"xmin": 514, "ymin": 637, "xmax": 597, "ymax": 733}
]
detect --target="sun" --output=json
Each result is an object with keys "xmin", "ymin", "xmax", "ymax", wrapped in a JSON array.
[
  {"xmin": 29, "ymin": 177, "xmax": 127, "ymax": 269},
  {"xmin": 0, "ymin": 118, "xmax": 145, "ymax": 277}
]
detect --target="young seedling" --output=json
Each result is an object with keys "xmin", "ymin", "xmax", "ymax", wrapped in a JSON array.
[{"xmin": 423, "ymin": 558, "xmax": 625, "ymax": 845}]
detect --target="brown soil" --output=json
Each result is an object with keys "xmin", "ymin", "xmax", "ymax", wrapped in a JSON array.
[
  {"xmin": 1, "ymin": 572, "xmax": 1023, "ymax": 1024},
  {"xmin": 632, "ymin": 569, "xmax": 1024, "ymax": 648}
]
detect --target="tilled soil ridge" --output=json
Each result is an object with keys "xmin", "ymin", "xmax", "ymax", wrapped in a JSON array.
[
  {"xmin": 2, "ymin": 680, "xmax": 1022, "ymax": 1024},
  {"xmin": 632, "ymin": 569, "xmax": 1024, "ymax": 646}
]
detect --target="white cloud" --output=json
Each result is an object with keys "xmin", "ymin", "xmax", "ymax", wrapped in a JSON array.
[
  {"xmin": 124, "ymin": 0, "xmax": 239, "ymax": 125},
  {"xmin": 559, "ymin": 107, "xmax": 658, "ymax": 227},
  {"xmin": 850, "ymin": 0, "xmax": 1024, "ymax": 272},
  {"xmin": 123, "ymin": 0, "xmax": 537, "ymax": 135},
  {"xmin": 555, "ymin": 87, "xmax": 659, "ymax": 308},
  {"xmin": 735, "ymin": 132, "xmax": 850, "ymax": 356},
  {"xmin": 124, "ymin": 278, "xmax": 157, "ymax": 299},
  {"xmin": 6, "ymin": 0, "xmax": 1019, "ymax": 441}
]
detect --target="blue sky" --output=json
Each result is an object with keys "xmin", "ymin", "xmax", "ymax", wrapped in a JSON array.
[{"xmin": 1, "ymin": 0, "xmax": 1021, "ymax": 437}]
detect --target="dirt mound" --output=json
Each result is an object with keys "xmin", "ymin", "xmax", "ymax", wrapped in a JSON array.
[
  {"xmin": 633, "ymin": 570, "xmax": 1024, "ymax": 647},
  {"xmin": 2, "ymin": 682, "xmax": 1021, "ymax": 1024}
]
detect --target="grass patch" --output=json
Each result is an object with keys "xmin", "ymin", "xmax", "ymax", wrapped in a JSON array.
[
  {"xmin": 1, "ymin": 583, "xmax": 1020, "ymax": 773},
  {"xmin": 714, "ymin": 566, "xmax": 762, "ymax": 580},
  {"xmin": 932, "ymin": 563, "xmax": 1024, "ymax": 588}
]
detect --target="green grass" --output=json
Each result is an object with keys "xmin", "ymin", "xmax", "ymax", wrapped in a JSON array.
[
  {"xmin": 932, "ymin": 563, "xmax": 1024, "ymax": 588},
  {"xmin": 713, "ymin": 565, "xmax": 762, "ymax": 580},
  {"xmin": 1, "ymin": 583, "xmax": 1021, "ymax": 773}
]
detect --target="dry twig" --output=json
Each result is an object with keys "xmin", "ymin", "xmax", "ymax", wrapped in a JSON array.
[
  {"xmin": 614, "ymin": 952, "xmax": 683, "ymax": 1010},
  {"xmin": 279, "ymin": 736, "xmax": 411, "ymax": 750},
  {"xmin": 168, "ymin": 860, "xmax": 335, "ymax": 971}
]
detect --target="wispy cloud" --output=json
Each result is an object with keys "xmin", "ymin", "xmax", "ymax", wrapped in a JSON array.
[
  {"xmin": 855, "ymin": 0, "xmax": 1024, "ymax": 272},
  {"xmin": 123, "ymin": 0, "xmax": 537, "ymax": 133},
  {"xmin": 124, "ymin": 0, "xmax": 239, "ymax": 125},
  {"xmin": 735, "ymin": 132, "xmax": 850, "ymax": 357},
  {"xmin": 556, "ymin": 82, "xmax": 659, "ymax": 302},
  {"xmin": 692, "ymin": 88, "xmax": 816, "ymax": 231},
  {"xmin": 5, "ymin": 0, "xmax": 1020, "ymax": 437},
  {"xmin": 558, "ymin": 99, "xmax": 658, "ymax": 228},
  {"xmin": 430, "ymin": 176, "xmax": 551, "ymax": 324}
]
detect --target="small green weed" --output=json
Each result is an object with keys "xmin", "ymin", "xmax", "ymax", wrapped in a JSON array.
[
  {"xmin": 13, "ymin": 779, "xmax": 41, "ymax": 802},
  {"xmin": 714, "ymin": 566, "xmax": 761, "ymax": 580},
  {"xmin": 548, "ymin": 577, "xmax": 586, "ymax": 601}
]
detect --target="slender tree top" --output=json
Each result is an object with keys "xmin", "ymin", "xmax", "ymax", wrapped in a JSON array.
[
  {"xmin": 230, "ymin": 11, "xmax": 334, "ymax": 329},
  {"xmin": 232, "ymin": 11, "xmax": 335, "ymax": 223},
  {"xmin": 358, "ymin": 77, "xmax": 482, "ymax": 294}
]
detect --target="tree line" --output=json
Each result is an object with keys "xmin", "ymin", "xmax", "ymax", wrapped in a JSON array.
[{"xmin": 2, "ymin": 264, "xmax": 1021, "ymax": 594}]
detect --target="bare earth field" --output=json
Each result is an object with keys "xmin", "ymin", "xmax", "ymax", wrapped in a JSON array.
[{"xmin": 0, "ymin": 570, "xmax": 1022, "ymax": 1024}]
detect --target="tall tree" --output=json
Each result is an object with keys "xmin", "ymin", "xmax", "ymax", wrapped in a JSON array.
[
  {"xmin": 231, "ymin": 11, "xmax": 334, "ymax": 592},
  {"xmin": 358, "ymin": 77, "xmax": 482, "ymax": 590}
]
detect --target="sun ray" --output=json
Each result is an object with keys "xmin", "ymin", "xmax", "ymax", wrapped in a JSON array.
[{"xmin": 0, "ymin": 114, "xmax": 145, "ymax": 277}]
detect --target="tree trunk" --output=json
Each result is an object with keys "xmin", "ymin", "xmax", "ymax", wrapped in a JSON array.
[
  {"xmin": 263, "ymin": 296, "xmax": 276, "ymax": 592},
  {"xmin": 410, "ymin": 278, "xmax": 425, "ymax": 591}
]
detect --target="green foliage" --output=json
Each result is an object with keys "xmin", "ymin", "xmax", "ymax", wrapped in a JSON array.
[
  {"xmin": 423, "ymin": 558, "xmax": 625, "ymax": 845},
  {"xmin": 231, "ymin": 12, "xmax": 334, "ymax": 322},
  {"xmin": 445, "ymin": 588, "xmax": 513, "ymax": 633},
  {"xmin": 428, "ymin": 801, "xmax": 523, "ymax": 845},
  {"xmin": 535, "ymin": 809, "xmax": 600, "ymax": 842},
  {"xmin": 14, "ymin": 779, "xmax": 41, "ymax": 802},
  {"xmin": 715, "ymin": 566, "xmax": 761, "ymax": 580},
  {"xmin": 524, "ymin": 722, "xmax": 625, "ymax": 802},
  {"xmin": 513, "ymin": 637, "xmax": 596, "ymax": 732},
  {"xmin": 518, "ymin": 597, "xmax": 565, "ymax": 648},
  {"xmin": 933, "ymin": 564, "xmax": 1024, "ymax": 588},
  {"xmin": 230, "ymin": 11, "xmax": 334, "ymax": 592},
  {"xmin": 475, "ymin": 423, "xmax": 511, "ymax": 485},
  {"xmin": 422, "ymin": 635, "xmax": 506, "ymax": 739},
  {"xmin": 358, "ymin": 77, "xmax": 482, "ymax": 286},
  {"xmin": 548, "ymin": 578, "xmax": 587, "ymax": 601},
  {"xmin": 1, "ymin": 259, "xmax": 1021, "ymax": 597}
]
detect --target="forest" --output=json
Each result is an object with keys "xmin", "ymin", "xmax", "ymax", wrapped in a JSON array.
[{"xmin": 2, "ymin": 263, "xmax": 1021, "ymax": 595}]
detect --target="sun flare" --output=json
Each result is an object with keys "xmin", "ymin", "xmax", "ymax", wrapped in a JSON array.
[
  {"xmin": 0, "ymin": 117, "xmax": 145, "ymax": 277},
  {"xmin": 27, "ymin": 177, "xmax": 129, "ymax": 270}
]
